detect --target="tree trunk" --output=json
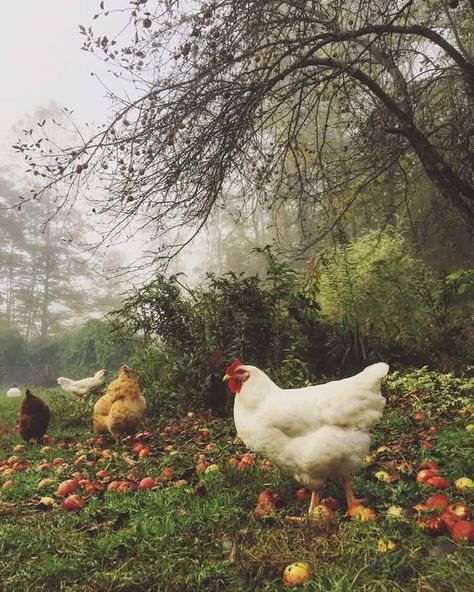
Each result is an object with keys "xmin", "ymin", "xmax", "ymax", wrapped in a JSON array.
[
  {"xmin": 405, "ymin": 127, "xmax": 474, "ymax": 230},
  {"xmin": 40, "ymin": 226, "xmax": 52, "ymax": 339}
]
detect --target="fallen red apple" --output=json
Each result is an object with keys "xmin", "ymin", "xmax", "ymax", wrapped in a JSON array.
[
  {"xmin": 117, "ymin": 481, "xmax": 136, "ymax": 492},
  {"xmin": 56, "ymin": 479, "xmax": 80, "ymax": 497},
  {"xmin": 451, "ymin": 520, "xmax": 474, "ymax": 543},
  {"xmin": 425, "ymin": 493, "xmax": 450, "ymax": 510},
  {"xmin": 52, "ymin": 457, "xmax": 66, "ymax": 466},
  {"xmin": 282, "ymin": 562, "xmax": 312, "ymax": 586},
  {"xmin": 440, "ymin": 510, "xmax": 460, "ymax": 531},
  {"xmin": 260, "ymin": 459, "xmax": 274, "ymax": 471},
  {"xmin": 258, "ymin": 489, "xmax": 276, "ymax": 505},
  {"xmin": 200, "ymin": 429, "xmax": 210, "ymax": 441},
  {"xmin": 196, "ymin": 461, "xmax": 208, "ymax": 473},
  {"xmin": 295, "ymin": 488, "xmax": 309, "ymax": 502},
  {"xmin": 132, "ymin": 443, "xmax": 145, "ymax": 454},
  {"xmin": 107, "ymin": 480, "xmax": 121, "ymax": 491},
  {"xmin": 416, "ymin": 469, "xmax": 438, "ymax": 483},
  {"xmin": 255, "ymin": 501, "xmax": 275, "ymax": 517},
  {"xmin": 417, "ymin": 515, "xmax": 448, "ymax": 536},
  {"xmin": 96, "ymin": 470, "xmax": 108, "ymax": 480},
  {"xmin": 138, "ymin": 477, "xmax": 157, "ymax": 490},
  {"xmin": 425, "ymin": 476, "xmax": 450, "ymax": 489},
  {"xmin": 257, "ymin": 489, "xmax": 281, "ymax": 506},
  {"xmin": 414, "ymin": 411, "xmax": 427, "ymax": 421},
  {"xmin": 238, "ymin": 454, "xmax": 255, "ymax": 470},
  {"xmin": 84, "ymin": 483, "xmax": 99, "ymax": 495},
  {"xmin": 2, "ymin": 480, "xmax": 15, "ymax": 489},
  {"xmin": 161, "ymin": 467, "xmax": 174, "ymax": 480},
  {"xmin": 62, "ymin": 494, "xmax": 85, "ymax": 512}
]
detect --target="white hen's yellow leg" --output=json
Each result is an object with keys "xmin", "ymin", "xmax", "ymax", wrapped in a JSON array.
[
  {"xmin": 308, "ymin": 489, "xmax": 321, "ymax": 514},
  {"xmin": 342, "ymin": 475, "xmax": 364, "ymax": 509}
]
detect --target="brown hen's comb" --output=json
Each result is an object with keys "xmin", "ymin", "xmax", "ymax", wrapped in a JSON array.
[{"xmin": 225, "ymin": 358, "xmax": 242, "ymax": 375}]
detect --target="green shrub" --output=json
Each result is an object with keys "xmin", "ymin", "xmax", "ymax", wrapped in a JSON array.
[{"xmin": 316, "ymin": 229, "xmax": 474, "ymax": 368}]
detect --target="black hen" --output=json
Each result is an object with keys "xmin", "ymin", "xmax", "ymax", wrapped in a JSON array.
[
  {"xmin": 18, "ymin": 389, "xmax": 51, "ymax": 443},
  {"xmin": 202, "ymin": 373, "xmax": 228, "ymax": 417}
]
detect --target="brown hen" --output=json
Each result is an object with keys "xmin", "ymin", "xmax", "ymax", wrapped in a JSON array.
[{"xmin": 18, "ymin": 389, "xmax": 51, "ymax": 443}]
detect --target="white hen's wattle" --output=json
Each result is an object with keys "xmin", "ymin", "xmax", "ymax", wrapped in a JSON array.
[{"xmin": 233, "ymin": 363, "xmax": 389, "ymax": 492}]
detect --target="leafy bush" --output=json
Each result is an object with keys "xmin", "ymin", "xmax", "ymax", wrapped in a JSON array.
[
  {"xmin": 316, "ymin": 229, "xmax": 474, "ymax": 368},
  {"xmin": 112, "ymin": 251, "xmax": 329, "ymax": 421}
]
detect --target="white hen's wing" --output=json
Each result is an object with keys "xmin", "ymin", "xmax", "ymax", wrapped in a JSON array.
[{"xmin": 264, "ymin": 363, "xmax": 389, "ymax": 438}]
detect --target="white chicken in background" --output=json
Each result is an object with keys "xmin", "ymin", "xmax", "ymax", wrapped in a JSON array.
[
  {"xmin": 57, "ymin": 369, "xmax": 107, "ymax": 400},
  {"xmin": 6, "ymin": 384, "xmax": 21, "ymax": 397},
  {"xmin": 224, "ymin": 358, "xmax": 389, "ymax": 513}
]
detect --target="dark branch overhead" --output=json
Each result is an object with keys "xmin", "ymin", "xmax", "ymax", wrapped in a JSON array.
[{"xmin": 13, "ymin": 0, "xmax": 474, "ymax": 265}]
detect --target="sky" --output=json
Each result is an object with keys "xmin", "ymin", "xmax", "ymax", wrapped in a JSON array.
[
  {"xmin": 0, "ymin": 1, "xmax": 125, "ymax": 159},
  {"xmin": 0, "ymin": 1, "xmax": 211, "ymax": 281},
  {"xmin": 0, "ymin": 1, "xmax": 153, "ymax": 270}
]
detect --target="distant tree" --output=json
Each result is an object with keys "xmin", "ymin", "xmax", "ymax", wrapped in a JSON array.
[
  {"xmin": 0, "ymin": 174, "xmax": 115, "ymax": 338},
  {"xmin": 0, "ymin": 320, "xmax": 28, "ymax": 367},
  {"xmin": 14, "ymin": 0, "xmax": 474, "ymax": 267}
]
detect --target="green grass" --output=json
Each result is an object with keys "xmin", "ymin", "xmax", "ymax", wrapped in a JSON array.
[{"xmin": 0, "ymin": 376, "xmax": 473, "ymax": 592}]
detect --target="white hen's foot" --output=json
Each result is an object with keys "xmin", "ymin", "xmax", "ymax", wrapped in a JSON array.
[
  {"xmin": 308, "ymin": 490, "xmax": 321, "ymax": 514},
  {"xmin": 342, "ymin": 476, "xmax": 365, "ymax": 509}
]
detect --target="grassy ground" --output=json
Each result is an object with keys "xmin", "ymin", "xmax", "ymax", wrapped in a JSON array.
[{"xmin": 0, "ymin": 376, "xmax": 473, "ymax": 592}]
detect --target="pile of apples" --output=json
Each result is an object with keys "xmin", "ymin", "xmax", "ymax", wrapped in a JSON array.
[
  {"xmin": 413, "ymin": 462, "xmax": 474, "ymax": 543},
  {"xmin": 0, "ymin": 454, "xmax": 30, "ymax": 489}
]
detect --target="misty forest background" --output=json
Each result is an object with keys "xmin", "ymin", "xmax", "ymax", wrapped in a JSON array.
[{"xmin": 1, "ymin": 0, "xmax": 474, "ymax": 418}]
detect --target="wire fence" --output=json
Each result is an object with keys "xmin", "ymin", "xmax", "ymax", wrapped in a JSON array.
[{"xmin": 0, "ymin": 364, "xmax": 55, "ymax": 388}]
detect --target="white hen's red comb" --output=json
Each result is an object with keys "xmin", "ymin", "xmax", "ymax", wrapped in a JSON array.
[{"xmin": 225, "ymin": 358, "xmax": 242, "ymax": 375}]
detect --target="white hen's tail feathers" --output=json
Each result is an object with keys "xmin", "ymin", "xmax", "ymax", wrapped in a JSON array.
[
  {"xmin": 312, "ymin": 362, "xmax": 389, "ymax": 430},
  {"xmin": 358, "ymin": 362, "xmax": 389, "ymax": 389},
  {"xmin": 341, "ymin": 362, "xmax": 389, "ymax": 429}
]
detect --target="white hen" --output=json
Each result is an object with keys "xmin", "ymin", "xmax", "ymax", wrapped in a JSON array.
[
  {"xmin": 57, "ymin": 369, "xmax": 107, "ymax": 400},
  {"xmin": 224, "ymin": 359, "xmax": 389, "ymax": 512}
]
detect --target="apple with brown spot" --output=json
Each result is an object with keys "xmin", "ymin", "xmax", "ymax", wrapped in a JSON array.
[
  {"xmin": 282, "ymin": 562, "xmax": 312, "ymax": 586},
  {"xmin": 446, "ymin": 502, "xmax": 472, "ymax": 521}
]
